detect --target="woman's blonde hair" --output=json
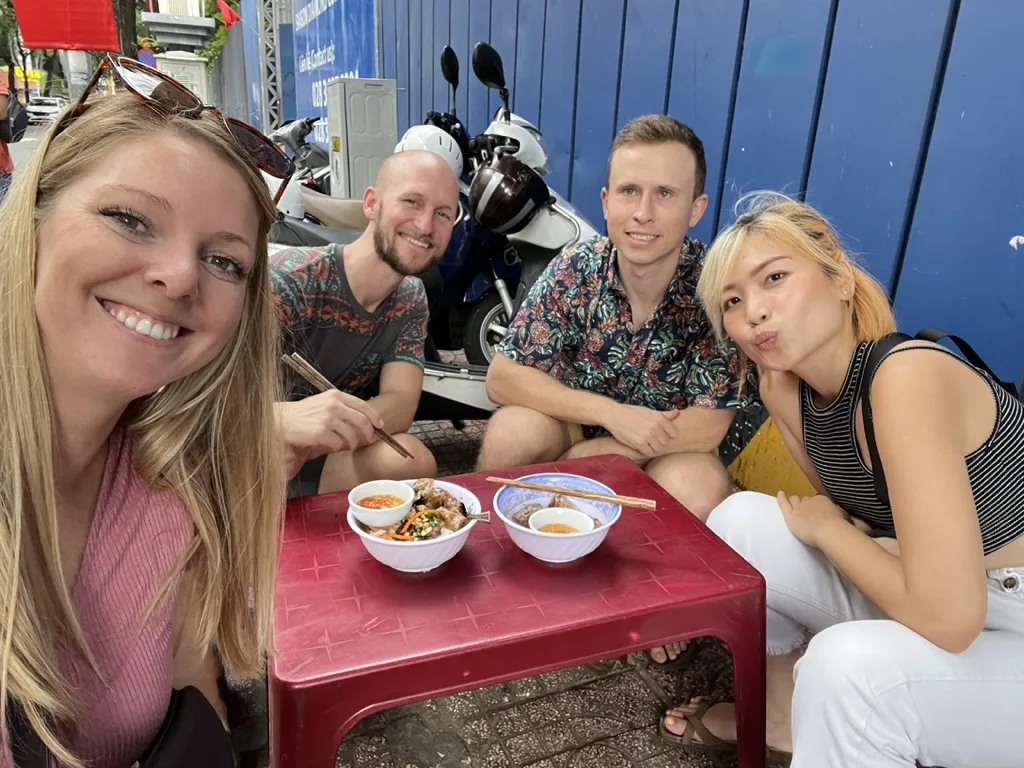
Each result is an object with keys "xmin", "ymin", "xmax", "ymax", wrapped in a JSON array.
[
  {"xmin": 697, "ymin": 192, "xmax": 896, "ymax": 343},
  {"xmin": 0, "ymin": 93, "xmax": 284, "ymax": 763}
]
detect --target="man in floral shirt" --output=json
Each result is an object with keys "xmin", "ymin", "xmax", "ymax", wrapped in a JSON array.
[
  {"xmin": 274, "ymin": 150, "xmax": 459, "ymax": 497},
  {"xmin": 479, "ymin": 115, "xmax": 754, "ymax": 524}
]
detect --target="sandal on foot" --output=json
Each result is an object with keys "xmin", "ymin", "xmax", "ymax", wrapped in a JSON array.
[
  {"xmin": 658, "ymin": 699, "xmax": 734, "ymax": 753},
  {"xmin": 658, "ymin": 700, "xmax": 793, "ymax": 766}
]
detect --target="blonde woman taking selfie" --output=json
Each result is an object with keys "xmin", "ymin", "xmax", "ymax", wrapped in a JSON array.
[
  {"xmin": 0, "ymin": 57, "xmax": 292, "ymax": 766},
  {"xmin": 659, "ymin": 193, "xmax": 1024, "ymax": 768}
]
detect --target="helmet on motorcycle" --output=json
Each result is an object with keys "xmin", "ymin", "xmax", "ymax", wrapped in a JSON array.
[
  {"xmin": 468, "ymin": 151, "xmax": 550, "ymax": 234},
  {"xmin": 484, "ymin": 115, "xmax": 549, "ymax": 175},
  {"xmin": 394, "ymin": 124, "xmax": 464, "ymax": 178},
  {"xmin": 263, "ymin": 170, "xmax": 304, "ymax": 219},
  {"xmin": 425, "ymin": 111, "xmax": 472, "ymax": 174}
]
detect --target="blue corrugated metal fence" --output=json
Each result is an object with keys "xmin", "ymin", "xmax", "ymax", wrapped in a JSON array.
[{"xmin": 374, "ymin": 0, "xmax": 1022, "ymax": 385}]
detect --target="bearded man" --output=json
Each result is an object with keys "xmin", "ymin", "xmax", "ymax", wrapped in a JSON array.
[{"xmin": 272, "ymin": 150, "xmax": 458, "ymax": 497}]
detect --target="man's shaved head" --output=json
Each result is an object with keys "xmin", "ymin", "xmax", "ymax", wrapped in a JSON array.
[
  {"xmin": 363, "ymin": 149, "xmax": 460, "ymax": 276},
  {"xmin": 375, "ymin": 150, "xmax": 458, "ymax": 202}
]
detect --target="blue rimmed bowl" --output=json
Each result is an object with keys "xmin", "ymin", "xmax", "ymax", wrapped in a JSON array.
[{"xmin": 493, "ymin": 472, "xmax": 622, "ymax": 563}]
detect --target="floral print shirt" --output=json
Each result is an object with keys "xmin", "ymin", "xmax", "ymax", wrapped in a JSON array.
[
  {"xmin": 497, "ymin": 235, "xmax": 754, "ymax": 438},
  {"xmin": 270, "ymin": 243, "xmax": 427, "ymax": 399}
]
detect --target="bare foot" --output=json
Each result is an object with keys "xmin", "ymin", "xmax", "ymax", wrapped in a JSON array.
[{"xmin": 649, "ymin": 641, "xmax": 688, "ymax": 665}]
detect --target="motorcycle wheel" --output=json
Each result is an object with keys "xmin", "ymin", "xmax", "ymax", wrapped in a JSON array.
[{"xmin": 464, "ymin": 293, "xmax": 510, "ymax": 366}]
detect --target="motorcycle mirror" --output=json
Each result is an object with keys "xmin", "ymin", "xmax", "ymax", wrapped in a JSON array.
[
  {"xmin": 440, "ymin": 46, "xmax": 459, "ymax": 91},
  {"xmin": 472, "ymin": 42, "xmax": 506, "ymax": 91},
  {"xmin": 441, "ymin": 45, "xmax": 459, "ymax": 115},
  {"xmin": 472, "ymin": 42, "xmax": 511, "ymax": 121}
]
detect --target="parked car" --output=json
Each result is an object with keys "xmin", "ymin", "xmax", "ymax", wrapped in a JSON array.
[{"xmin": 26, "ymin": 96, "xmax": 68, "ymax": 124}]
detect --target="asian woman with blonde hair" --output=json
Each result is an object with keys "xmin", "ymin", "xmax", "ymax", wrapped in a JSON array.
[{"xmin": 659, "ymin": 192, "xmax": 1024, "ymax": 768}]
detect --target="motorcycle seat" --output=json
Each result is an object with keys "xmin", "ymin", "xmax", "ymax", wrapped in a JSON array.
[
  {"xmin": 269, "ymin": 217, "xmax": 363, "ymax": 248},
  {"xmin": 301, "ymin": 188, "xmax": 369, "ymax": 230}
]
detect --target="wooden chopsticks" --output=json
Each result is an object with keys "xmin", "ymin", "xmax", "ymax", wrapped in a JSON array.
[
  {"xmin": 485, "ymin": 477, "xmax": 657, "ymax": 510},
  {"xmin": 281, "ymin": 353, "xmax": 415, "ymax": 460}
]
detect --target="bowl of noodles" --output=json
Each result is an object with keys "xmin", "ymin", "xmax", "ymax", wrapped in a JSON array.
[
  {"xmin": 346, "ymin": 478, "xmax": 482, "ymax": 573},
  {"xmin": 493, "ymin": 472, "xmax": 622, "ymax": 563}
]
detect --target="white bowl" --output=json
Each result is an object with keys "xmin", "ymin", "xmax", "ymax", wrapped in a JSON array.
[
  {"xmin": 347, "ymin": 479, "xmax": 415, "ymax": 528},
  {"xmin": 493, "ymin": 473, "xmax": 622, "ymax": 564},
  {"xmin": 347, "ymin": 479, "xmax": 481, "ymax": 573},
  {"xmin": 528, "ymin": 507, "xmax": 596, "ymax": 534}
]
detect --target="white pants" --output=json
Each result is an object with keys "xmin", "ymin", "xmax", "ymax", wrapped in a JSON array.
[{"xmin": 707, "ymin": 491, "xmax": 1024, "ymax": 768}]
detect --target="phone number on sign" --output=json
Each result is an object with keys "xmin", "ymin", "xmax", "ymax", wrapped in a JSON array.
[
  {"xmin": 311, "ymin": 77, "xmax": 328, "ymax": 109},
  {"xmin": 310, "ymin": 69, "xmax": 359, "ymax": 109}
]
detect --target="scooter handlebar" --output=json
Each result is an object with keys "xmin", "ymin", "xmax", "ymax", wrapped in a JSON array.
[
  {"xmin": 470, "ymin": 133, "xmax": 520, "ymax": 163},
  {"xmin": 297, "ymin": 117, "xmax": 319, "ymax": 138}
]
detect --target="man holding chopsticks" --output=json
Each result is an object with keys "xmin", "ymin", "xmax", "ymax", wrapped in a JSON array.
[{"xmin": 272, "ymin": 150, "xmax": 460, "ymax": 498}]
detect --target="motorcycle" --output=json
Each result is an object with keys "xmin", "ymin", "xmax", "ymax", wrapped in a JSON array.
[
  {"xmin": 264, "ymin": 177, "xmax": 363, "ymax": 248},
  {"xmin": 268, "ymin": 116, "xmax": 332, "ymax": 195},
  {"xmin": 419, "ymin": 43, "xmax": 600, "ymax": 366}
]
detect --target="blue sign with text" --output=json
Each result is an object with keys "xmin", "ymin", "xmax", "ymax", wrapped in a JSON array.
[{"xmin": 292, "ymin": 0, "xmax": 376, "ymax": 145}]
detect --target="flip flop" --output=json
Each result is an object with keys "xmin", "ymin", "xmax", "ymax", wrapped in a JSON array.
[{"xmin": 658, "ymin": 699, "xmax": 793, "ymax": 766}]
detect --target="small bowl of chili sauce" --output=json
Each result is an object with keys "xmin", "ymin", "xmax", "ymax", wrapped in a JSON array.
[{"xmin": 348, "ymin": 479, "xmax": 415, "ymax": 528}]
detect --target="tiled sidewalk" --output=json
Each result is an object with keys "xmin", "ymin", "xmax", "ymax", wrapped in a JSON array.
[
  {"xmin": 335, "ymin": 642, "xmax": 740, "ymax": 768},
  {"xmin": 411, "ymin": 418, "xmax": 488, "ymax": 478}
]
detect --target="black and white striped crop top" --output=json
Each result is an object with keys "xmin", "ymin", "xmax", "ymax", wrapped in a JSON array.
[{"xmin": 800, "ymin": 340, "xmax": 1024, "ymax": 555}]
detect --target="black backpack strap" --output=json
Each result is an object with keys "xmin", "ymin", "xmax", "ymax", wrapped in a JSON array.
[
  {"xmin": 859, "ymin": 333, "xmax": 912, "ymax": 508},
  {"xmin": 914, "ymin": 328, "xmax": 1019, "ymax": 399}
]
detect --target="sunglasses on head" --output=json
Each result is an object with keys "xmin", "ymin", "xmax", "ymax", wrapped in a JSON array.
[{"xmin": 57, "ymin": 54, "xmax": 295, "ymax": 205}]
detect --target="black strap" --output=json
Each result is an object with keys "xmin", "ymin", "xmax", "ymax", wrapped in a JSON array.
[
  {"xmin": 860, "ymin": 328, "xmax": 1019, "ymax": 509},
  {"xmin": 858, "ymin": 333, "xmax": 912, "ymax": 508},
  {"xmin": 914, "ymin": 327, "xmax": 1019, "ymax": 398}
]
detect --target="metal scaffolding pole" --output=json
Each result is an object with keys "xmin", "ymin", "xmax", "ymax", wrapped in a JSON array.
[{"xmin": 257, "ymin": 0, "xmax": 282, "ymax": 130}]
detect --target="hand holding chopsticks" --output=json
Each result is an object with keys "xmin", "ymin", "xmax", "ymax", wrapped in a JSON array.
[
  {"xmin": 485, "ymin": 476, "xmax": 657, "ymax": 510},
  {"xmin": 281, "ymin": 353, "xmax": 415, "ymax": 460}
]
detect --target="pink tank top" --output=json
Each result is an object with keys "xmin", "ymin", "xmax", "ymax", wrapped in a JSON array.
[{"xmin": 1, "ymin": 430, "xmax": 194, "ymax": 767}]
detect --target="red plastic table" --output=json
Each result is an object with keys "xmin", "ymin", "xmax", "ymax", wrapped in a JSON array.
[{"xmin": 269, "ymin": 454, "xmax": 766, "ymax": 767}]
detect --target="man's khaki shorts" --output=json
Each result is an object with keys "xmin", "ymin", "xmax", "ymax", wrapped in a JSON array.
[{"xmin": 566, "ymin": 422, "xmax": 586, "ymax": 447}]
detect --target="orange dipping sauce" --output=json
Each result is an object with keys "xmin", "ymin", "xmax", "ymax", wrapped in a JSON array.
[
  {"xmin": 538, "ymin": 523, "xmax": 578, "ymax": 534},
  {"xmin": 359, "ymin": 493, "xmax": 405, "ymax": 509}
]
